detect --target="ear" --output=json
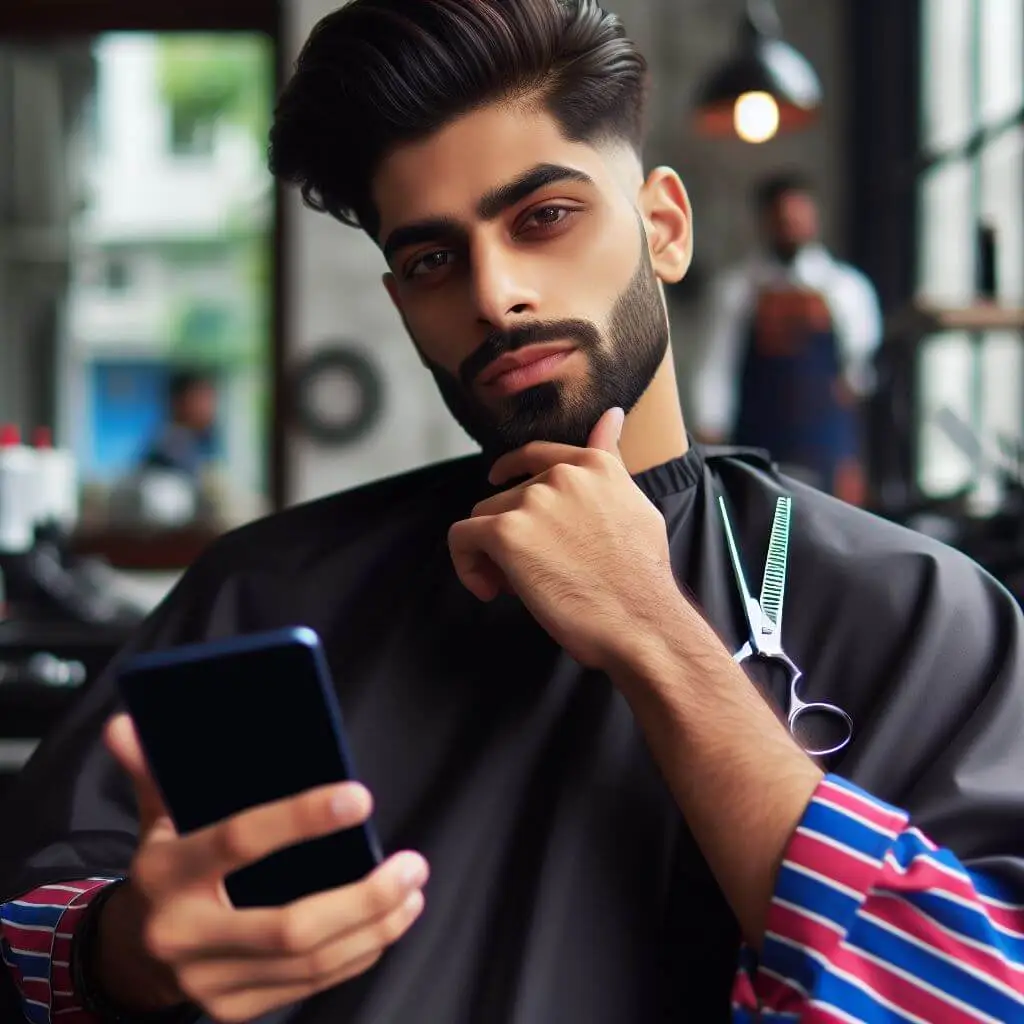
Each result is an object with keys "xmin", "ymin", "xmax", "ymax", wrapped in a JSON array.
[
  {"xmin": 638, "ymin": 168, "xmax": 693, "ymax": 285},
  {"xmin": 383, "ymin": 272, "xmax": 429, "ymax": 368},
  {"xmin": 383, "ymin": 271, "xmax": 402, "ymax": 313}
]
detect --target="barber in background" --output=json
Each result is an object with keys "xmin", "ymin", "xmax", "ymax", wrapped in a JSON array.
[{"xmin": 691, "ymin": 172, "xmax": 882, "ymax": 505}]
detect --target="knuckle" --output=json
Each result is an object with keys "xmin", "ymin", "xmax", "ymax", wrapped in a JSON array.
[
  {"xmin": 519, "ymin": 483, "xmax": 548, "ymax": 511},
  {"xmin": 216, "ymin": 817, "xmax": 258, "ymax": 864},
  {"xmin": 364, "ymin": 875, "xmax": 400, "ymax": 919},
  {"xmin": 175, "ymin": 967, "xmax": 211, "ymax": 1008},
  {"xmin": 492, "ymin": 510, "xmax": 523, "ymax": 548},
  {"xmin": 274, "ymin": 907, "xmax": 314, "ymax": 955},
  {"xmin": 141, "ymin": 915, "xmax": 178, "ymax": 963},
  {"xmin": 303, "ymin": 944, "xmax": 339, "ymax": 983},
  {"xmin": 297, "ymin": 788, "xmax": 332, "ymax": 833},
  {"xmin": 377, "ymin": 907, "xmax": 410, "ymax": 946},
  {"xmin": 546, "ymin": 462, "xmax": 573, "ymax": 487}
]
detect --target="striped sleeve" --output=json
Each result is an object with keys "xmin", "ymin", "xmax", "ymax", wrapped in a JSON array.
[
  {"xmin": 1, "ymin": 879, "xmax": 118, "ymax": 1024},
  {"xmin": 731, "ymin": 774, "xmax": 1024, "ymax": 1023}
]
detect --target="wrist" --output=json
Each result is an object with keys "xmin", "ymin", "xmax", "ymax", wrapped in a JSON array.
[
  {"xmin": 605, "ymin": 588, "xmax": 727, "ymax": 697},
  {"xmin": 84, "ymin": 879, "xmax": 194, "ymax": 1019}
]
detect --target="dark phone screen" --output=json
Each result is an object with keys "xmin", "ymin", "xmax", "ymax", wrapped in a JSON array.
[{"xmin": 118, "ymin": 636, "xmax": 381, "ymax": 907}]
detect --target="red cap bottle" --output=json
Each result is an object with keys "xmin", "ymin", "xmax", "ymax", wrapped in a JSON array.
[{"xmin": 0, "ymin": 425, "xmax": 21, "ymax": 447}]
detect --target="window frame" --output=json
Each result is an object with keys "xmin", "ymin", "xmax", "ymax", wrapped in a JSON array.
[{"xmin": 914, "ymin": 0, "xmax": 1024, "ymax": 498}]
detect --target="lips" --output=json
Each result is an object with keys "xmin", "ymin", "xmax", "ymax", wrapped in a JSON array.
[{"xmin": 478, "ymin": 343, "xmax": 577, "ymax": 386}]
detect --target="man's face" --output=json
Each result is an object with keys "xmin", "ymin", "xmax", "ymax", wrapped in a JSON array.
[
  {"xmin": 373, "ymin": 103, "xmax": 676, "ymax": 456},
  {"xmin": 178, "ymin": 383, "xmax": 217, "ymax": 434},
  {"xmin": 765, "ymin": 189, "xmax": 819, "ymax": 258}
]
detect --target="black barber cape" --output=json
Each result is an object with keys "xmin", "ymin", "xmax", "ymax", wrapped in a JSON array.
[{"xmin": 2, "ymin": 446, "xmax": 1023, "ymax": 1023}]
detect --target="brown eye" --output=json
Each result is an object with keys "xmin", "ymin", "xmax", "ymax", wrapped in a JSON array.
[
  {"xmin": 526, "ymin": 206, "xmax": 570, "ymax": 229},
  {"xmin": 406, "ymin": 250, "xmax": 455, "ymax": 280}
]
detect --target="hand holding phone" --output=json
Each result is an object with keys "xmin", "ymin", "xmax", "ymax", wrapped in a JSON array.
[{"xmin": 96, "ymin": 714, "xmax": 429, "ymax": 1023}]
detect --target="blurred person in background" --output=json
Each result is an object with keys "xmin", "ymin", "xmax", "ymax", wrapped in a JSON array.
[
  {"xmin": 691, "ymin": 173, "xmax": 882, "ymax": 505},
  {"xmin": 140, "ymin": 369, "xmax": 219, "ymax": 484},
  {"xmin": 109, "ymin": 368, "xmax": 257, "ymax": 531}
]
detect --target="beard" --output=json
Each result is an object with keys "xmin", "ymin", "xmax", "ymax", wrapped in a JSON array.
[{"xmin": 423, "ymin": 226, "xmax": 670, "ymax": 458}]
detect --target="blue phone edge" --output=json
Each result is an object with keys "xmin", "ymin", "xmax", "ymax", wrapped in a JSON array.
[
  {"xmin": 119, "ymin": 625, "xmax": 321, "ymax": 674},
  {"xmin": 116, "ymin": 625, "xmax": 385, "ymax": 866}
]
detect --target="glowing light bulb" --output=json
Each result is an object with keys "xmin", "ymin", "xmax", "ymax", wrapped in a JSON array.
[{"xmin": 734, "ymin": 91, "xmax": 780, "ymax": 143}]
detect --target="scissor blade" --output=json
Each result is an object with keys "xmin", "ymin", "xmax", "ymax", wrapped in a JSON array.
[
  {"xmin": 759, "ymin": 496, "xmax": 791, "ymax": 634},
  {"xmin": 718, "ymin": 495, "xmax": 762, "ymax": 638}
]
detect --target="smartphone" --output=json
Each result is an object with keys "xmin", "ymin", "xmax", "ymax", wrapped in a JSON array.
[{"xmin": 116, "ymin": 625, "xmax": 383, "ymax": 908}]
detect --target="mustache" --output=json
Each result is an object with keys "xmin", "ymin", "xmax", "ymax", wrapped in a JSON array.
[{"xmin": 460, "ymin": 319, "xmax": 603, "ymax": 389}]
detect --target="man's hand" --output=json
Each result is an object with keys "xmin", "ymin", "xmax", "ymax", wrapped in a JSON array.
[
  {"xmin": 98, "ymin": 715, "xmax": 428, "ymax": 1024},
  {"xmin": 448, "ymin": 408, "xmax": 685, "ymax": 671}
]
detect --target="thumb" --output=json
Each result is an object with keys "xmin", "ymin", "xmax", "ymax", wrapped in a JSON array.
[
  {"xmin": 104, "ymin": 713, "xmax": 175, "ymax": 839},
  {"xmin": 587, "ymin": 407, "xmax": 625, "ymax": 458}
]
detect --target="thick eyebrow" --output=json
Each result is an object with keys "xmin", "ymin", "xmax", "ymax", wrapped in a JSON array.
[
  {"xmin": 382, "ymin": 217, "xmax": 464, "ymax": 264},
  {"xmin": 475, "ymin": 163, "xmax": 595, "ymax": 221},
  {"xmin": 381, "ymin": 163, "xmax": 595, "ymax": 264}
]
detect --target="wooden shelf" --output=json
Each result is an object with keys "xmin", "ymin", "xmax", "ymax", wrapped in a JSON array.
[
  {"xmin": 885, "ymin": 302, "xmax": 1024, "ymax": 344},
  {"xmin": 70, "ymin": 526, "xmax": 220, "ymax": 571}
]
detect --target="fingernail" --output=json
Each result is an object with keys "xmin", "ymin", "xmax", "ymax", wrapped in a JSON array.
[
  {"xmin": 396, "ymin": 852, "xmax": 429, "ymax": 889},
  {"xmin": 612, "ymin": 407, "xmax": 625, "ymax": 440},
  {"xmin": 331, "ymin": 784, "xmax": 368, "ymax": 819}
]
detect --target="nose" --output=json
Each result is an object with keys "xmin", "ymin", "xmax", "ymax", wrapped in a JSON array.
[{"xmin": 470, "ymin": 240, "xmax": 540, "ymax": 328}]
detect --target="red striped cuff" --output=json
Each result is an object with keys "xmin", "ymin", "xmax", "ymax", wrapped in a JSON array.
[
  {"xmin": 730, "ymin": 774, "xmax": 907, "ymax": 1017},
  {"xmin": 730, "ymin": 774, "xmax": 1024, "ymax": 1021},
  {"xmin": 2, "ymin": 879, "xmax": 117, "ymax": 1024}
]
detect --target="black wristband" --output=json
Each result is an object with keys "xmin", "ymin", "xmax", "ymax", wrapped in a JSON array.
[{"xmin": 71, "ymin": 879, "xmax": 203, "ymax": 1024}]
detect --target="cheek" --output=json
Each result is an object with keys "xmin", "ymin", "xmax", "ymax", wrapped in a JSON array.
[
  {"xmin": 399, "ymin": 302, "xmax": 465, "ymax": 375},
  {"xmin": 570, "ymin": 212, "xmax": 643, "ymax": 310}
]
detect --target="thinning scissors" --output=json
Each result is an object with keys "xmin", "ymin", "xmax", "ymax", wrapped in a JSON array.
[{"xmin": 718, "ymin": 494, "xmax": 853, "ymax": 758}]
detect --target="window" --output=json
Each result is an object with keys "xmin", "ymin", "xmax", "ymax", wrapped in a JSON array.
[
  {"xmin": 917, "ymin": 0, "xmax": 1024, "ymax": 497},
  {"xmin": 105, "ymin": 256, "xmax": 130, "ymax": 291},
  {"xmin": 169, "ymin": 105, "xmax": 217, "ymax": 156},
  {"xmin": 0, "ymin": 25, "xmax": 278, "ymax": 561}
]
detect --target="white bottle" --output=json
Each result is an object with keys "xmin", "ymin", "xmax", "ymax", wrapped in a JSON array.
[
  {"xmin": 32, "ymin": 427, "xmax": 79, "ymax": 535},
  {"xmin": 0, "ymin": 425, "xmax": 38, "ymax": 554}
]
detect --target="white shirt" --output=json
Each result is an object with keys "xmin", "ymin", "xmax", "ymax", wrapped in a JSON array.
[{"xmin": 690, "ymin": 244, "xmax": 883, "ymax": 437}]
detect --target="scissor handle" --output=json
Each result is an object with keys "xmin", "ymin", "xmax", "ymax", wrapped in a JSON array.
[{"xmin": 788, "ymin": 700, "xmax": 854, "ymax": 757}]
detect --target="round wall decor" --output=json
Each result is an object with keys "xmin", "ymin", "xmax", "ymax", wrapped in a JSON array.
[{"xmin": 291, "ymin": 345, "xmax": 384, "ymax": 447}]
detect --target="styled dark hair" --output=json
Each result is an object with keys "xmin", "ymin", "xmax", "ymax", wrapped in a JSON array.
[
  {"xmin": 269, "ymin": 0, "xmax": 650, "ymax": 237},
  {"xmin": 753, "ymin": 171, "xmax": 815, "ymax": 213}
]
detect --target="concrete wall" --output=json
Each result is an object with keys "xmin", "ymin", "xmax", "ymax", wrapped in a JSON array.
[{"xmin": 282, "ymin": 0, "xmax": 850, "ymax": 506}]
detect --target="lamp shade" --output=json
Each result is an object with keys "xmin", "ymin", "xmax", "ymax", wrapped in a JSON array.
[{"xmin": 694, "ymin": 0, "xmax": 822, "ymax": 140}]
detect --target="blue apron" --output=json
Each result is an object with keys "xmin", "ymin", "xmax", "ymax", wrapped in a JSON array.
[{"xmin": 732, "ymin": 288, "xmax": 859, "ymax": 494}]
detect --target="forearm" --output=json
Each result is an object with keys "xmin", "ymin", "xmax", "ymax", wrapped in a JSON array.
[{"xmin": 608, "ymin": 604, "xmax": 822, "ymax": 947}]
